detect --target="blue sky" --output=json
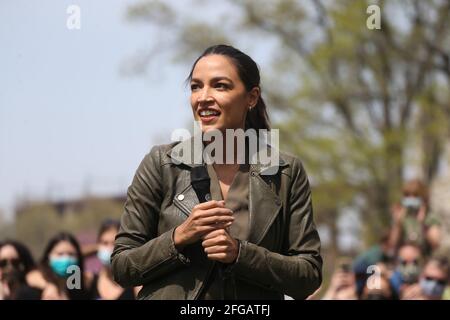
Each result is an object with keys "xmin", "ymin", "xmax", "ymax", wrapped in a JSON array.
[{"xmin": 0, "ymin": 0, "xmax": 192, "ymax": 219}]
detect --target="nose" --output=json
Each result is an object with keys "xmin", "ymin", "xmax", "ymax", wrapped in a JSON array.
[{"xmin": 197, "ymin": 86, "xmax": 214, "ymax": 105}]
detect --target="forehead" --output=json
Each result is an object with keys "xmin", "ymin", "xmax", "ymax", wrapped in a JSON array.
[
  {"xmin": 99, "ymin": 228, "xmax": 117, "ymax": 241},
  {"xmin": 424, "ymin": 262, "xmax": 448, "ymax": 279},
  {"xmin": 192, "ymin": 54, "xmax": 239, "ymax": 80},
  {"xmin": 0, "ymin": 245, "xmax": 19, "ymax": 259},
  {"xmin": 399, "ymin": 245, "xmax": 420, "ymax": 258},
  {"xmin": 52, "ymin": 240, "xmax": 76, "ymax": 253}
]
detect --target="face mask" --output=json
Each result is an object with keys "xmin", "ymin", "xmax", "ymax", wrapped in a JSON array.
[
  {"xmin": 420, "ymin": 278, "xmax": 446, "ymax": 298},
  {"xmin": 49, "ymin": 256, "xmax": 78, "ymax": 278},
  {"xmin": 97, "ymin": 248, "xmax": 112, "ymax": 266},
  {"xmin": 402, "ymin": 196, "xmax": 422, "ymax": 212},
  {"xmin": 398, "ymin": 262, "xmax": 420, "ymax": 284}
]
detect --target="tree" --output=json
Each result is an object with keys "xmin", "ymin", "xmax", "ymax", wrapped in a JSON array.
[
  {"xmin": 125, "ymin": 0, "xmax": 450, "ymax": 254},
  {"xmin": 0, "ymin": 209, "xmax": 15, "ymax": 241},
  {"xmin": 15, "ymin": 204, "xmax": 61, "ymax": 259}
]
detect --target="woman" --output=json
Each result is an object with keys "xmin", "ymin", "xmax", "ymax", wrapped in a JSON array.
[
  {"xmin": 401, "ymin": 256, "xmax": 449, "ymax": 300},
  {"xmin": 27, "ymin": 232, "xmax": 92, "ymax": 300},
  {"xmin": 0, "ymin": 240, "xmax": 40, "ymax": 300},
  {"xmin": 112, "ymin": 44, "xmax": 322, "ymax": 300},
  {"xmin": 90, "ymin": 219, "xmax": 136, "ymax": 300},
  {"xmin": 388, "ymin": 179, "xmax": 442, "ymax": 257}
]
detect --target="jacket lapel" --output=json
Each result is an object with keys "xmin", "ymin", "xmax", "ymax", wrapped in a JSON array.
[
  {"xmin": 246, "ymin": 134, "xmax": 288, "ymax": 244},
  {"xmin": 247, "ymin": 162, "xmax": 288, "ymax": 245},
  {"xmin": 169, "ymin": 136, "xmax": 202, "ymax": 217}
]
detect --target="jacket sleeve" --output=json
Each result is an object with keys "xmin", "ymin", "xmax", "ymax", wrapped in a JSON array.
[
  {"xmin": 227, "ymin": 158, "xmax": 322, "ymax": 299},
  {"xmin": 111, "ymin": 146, "xmax": 190, "ymax": 287}
]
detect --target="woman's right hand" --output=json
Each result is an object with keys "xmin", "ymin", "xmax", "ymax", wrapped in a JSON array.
[
  {"xmin": 391, "ymin": 203, "xmax": 406, "ymax": 225},
  {"xmin": 174, "ymin": 200, "xmax": 234, "ymax": 251}
]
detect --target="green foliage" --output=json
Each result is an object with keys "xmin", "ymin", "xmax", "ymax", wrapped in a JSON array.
[
  {"xmin": 0, "ymin": 210, "xmax": 15, "ymax": 241},
  {"xmin": 15, "ymin": 204, "xmax": 60, "ymax": 259}
]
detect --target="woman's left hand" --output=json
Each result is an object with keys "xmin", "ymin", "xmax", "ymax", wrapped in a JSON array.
[{"xmin": 201, "ymin": 229, "xmax": 239, "ymax": 264}]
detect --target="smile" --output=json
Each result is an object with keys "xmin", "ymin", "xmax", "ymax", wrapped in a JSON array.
[{"xmin": 198, "ymin": 109, "xmax": 221, "ymax": 117}]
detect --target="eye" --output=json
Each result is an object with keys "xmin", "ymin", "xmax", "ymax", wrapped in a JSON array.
[
  {"xmin": 215, "ymin": 82, "xmax": 229, "ymax": 90},
  {"xmin": 190, "ymin": 83, "xmax": 200, "ymax": 91}
]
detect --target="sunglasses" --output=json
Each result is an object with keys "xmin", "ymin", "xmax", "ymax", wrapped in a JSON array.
[
  {"xmin": 403, "ymin": 192, "xmax": 420, "ymax": 197},
  {"xmin": 400, "ymin": 259, "xmax": 419, "ymax": 266},
  {"xmin": 424, "ymin": 276, "xmax": 447, "ymax": 286},
  {"xmin": 0, "ymin": 258, "xmax": 22, "ymax": 268}
]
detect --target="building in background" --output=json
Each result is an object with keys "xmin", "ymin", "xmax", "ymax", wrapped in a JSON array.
[{"xmin": 13, "ymin": 194, "xmax": 126, "ymax": 271}]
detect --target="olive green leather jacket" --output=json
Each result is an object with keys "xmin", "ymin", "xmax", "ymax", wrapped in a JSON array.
[{"xmin": 111, "ymin": 138, "xmax": 322, "ymax": 300}]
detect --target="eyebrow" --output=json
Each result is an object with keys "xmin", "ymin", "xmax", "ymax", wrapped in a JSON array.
[{"xmin": 190, "ymin": 76, "xmax": 233, "ymax": 83}]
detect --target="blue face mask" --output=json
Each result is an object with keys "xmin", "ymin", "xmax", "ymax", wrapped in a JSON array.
[
  {"xmin": 420, "ymin": 278, "xmax": 446, "ymax": 298},
  {"xmin": 49, "ymin": 256, "xmax": 78, "ymax": 278},
  {"xmin": 97, "ymin": 248, "xmax": 112, "ymax": 266},
  {"xmin": 402, "ymin": 196, "xmax": 422, "ymax": 212}
]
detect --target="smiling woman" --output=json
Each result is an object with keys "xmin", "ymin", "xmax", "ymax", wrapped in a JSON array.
[
  {"xmin": 187, "ymin": 45, "xmax": 269, "ymax": 133},
  {"xmin": 189, "ymin": 55, "xmax": 259, "ymax": 132},
  {"xmin": 111, "ymin": 44, "xmax": 322, "ymax": 300}
]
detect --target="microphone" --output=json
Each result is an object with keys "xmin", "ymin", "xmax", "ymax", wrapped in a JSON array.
[{"xmin": 190, "ymin": 165, "xmax": 211, "ymax": 203}]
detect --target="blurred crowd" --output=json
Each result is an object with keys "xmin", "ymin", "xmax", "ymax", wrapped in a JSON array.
[
  {"xmin": 0, "ymin": 219, "xmax": 139, "ymax": 300},
  {"xmin": 319, "ymin": 179, "xmax": 449, "ymax": 300},
  {"xmin": 1, "ymin": 179, "xmax": 449, "ymax": 300}
]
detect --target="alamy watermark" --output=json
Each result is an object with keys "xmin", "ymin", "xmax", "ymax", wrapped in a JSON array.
[
  {"xmin": 66, "ymin": 5, "xmax": 81, "ymax": 30},
  {"xmin": 66, "ymin": 265, "xmax": 81, "ymax": 290},
  {"xmin": 170, "ymin": 122, "xmax": 280, "ymax": 175},
  {"xmin": 366, "ymin": 264, "xmax": 382, "ymax": 290},
  {"xmin": 366, "ymin": 4, "xmax": 381, "ymax": 30}
]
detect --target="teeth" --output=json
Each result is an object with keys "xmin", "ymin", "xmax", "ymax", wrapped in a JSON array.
[{"xmin": 200, "ymin": 110, "xmax": 219, "ymax": 116}]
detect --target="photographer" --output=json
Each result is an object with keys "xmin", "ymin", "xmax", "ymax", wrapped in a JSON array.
[{"xmin": 323, "ymin": 258, "xmax": 358, "ymax": 300}]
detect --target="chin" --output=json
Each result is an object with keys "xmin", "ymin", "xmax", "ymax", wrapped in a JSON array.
[{"xmin": 200, "ymin": 124, "xmax": 223, "ymax": 134}]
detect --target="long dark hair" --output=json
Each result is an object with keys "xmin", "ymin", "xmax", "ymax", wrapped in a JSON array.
[
  {"xmin": 0, "ymin": 239, "xmax": 36, "ymax": 276},
  {"xmin": 97, "ymin": 219, "xmax": 120, "ymax": 242},
  {"xmin": 40, "ymin": 232, "xmax": 89, "ymax": 299},
  {"xmin": 0, "ymin": 239, "xmax": 36, "ymax": 291},
  {"xmin": 186, "ymin": 44, "xmax": 270, "ymax": 131}
]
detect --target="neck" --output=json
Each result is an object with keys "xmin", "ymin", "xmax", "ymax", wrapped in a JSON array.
[{"xmin": 203, "ymin": 128, "xmax": 248, "ymax": 165}]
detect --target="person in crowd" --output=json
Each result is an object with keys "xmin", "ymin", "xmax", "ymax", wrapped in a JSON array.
[
  {"xmin": 388, "ymin": 179, "xmax": 441, "ymax": 257},
  {"xmin": 90, "ymin": 219, "xmax": 138, "ymax": 300},
  {"xmin": 323, "ymin": 258, "xmax": 358, "ymax": 300},
  {"xmin": 352, "ymin": 231, "xmax": 395, "ymax": 296},
  {"xmin": 401, "ymin": 255, "xmax": 449, "ymax": 300},
  {"xmin": 0, "ymin": 240, "xmax": 40, "ymax": 299},
  {"xmin": 27, "ymin": 232, "xmax": 93, "ymax": 300},
  {"xmin": 390, "ymin": 242, "xmax": 423, "ymax": 297},
  {"xmin": 360, "ymin": 262, "xmax": 397, "ymax": 300}
]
